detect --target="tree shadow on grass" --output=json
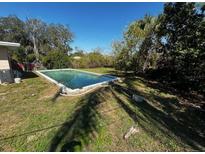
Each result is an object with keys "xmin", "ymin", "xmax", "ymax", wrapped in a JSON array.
[
  {"xmin": 111, "ymin": 82, "xmax": 205, "ymax": 151},
  {"xmin": 51, "ymin": 88, "xmax": 62, "ymax": 102},
  {"xmin": 21, "ymin": 71, "xmax": 38, "ymax": 79},
  {"xmin": 135, "ymin": 76, "xmax": 205, "ymax": 106},
  {"xmin": 106, "ymin": 70, "xmax": 135, "ymax": 78},
  {"xmin": 47, "ymin": 76, "xmax": 205, "ymax": 151},
  {"xmin": 48, "ymin": 87, "xmax": 109, "ymax": 152},
  {"xmin": 110, "ymin": 85, "xmax": 184, "ymax": 149}
]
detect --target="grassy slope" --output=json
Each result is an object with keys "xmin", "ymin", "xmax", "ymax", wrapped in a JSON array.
[{"xmin": 0, "ymin": 67, "xmax": 204, "ymax": 152}]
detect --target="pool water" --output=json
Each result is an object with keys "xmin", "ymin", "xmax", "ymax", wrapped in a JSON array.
[{"xmin": 41, "ymin": 69, "xmax": 116, "ymax": 89}]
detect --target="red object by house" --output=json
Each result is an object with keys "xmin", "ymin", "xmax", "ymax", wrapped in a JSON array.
[{"xmin": 17, "ymin": 63, "xmax": 25, "ymax": 71}]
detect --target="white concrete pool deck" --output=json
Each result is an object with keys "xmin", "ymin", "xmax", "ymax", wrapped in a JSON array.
[{"xmin": 35, "ymin": 68, "xmax": 119, "ymax": 96}]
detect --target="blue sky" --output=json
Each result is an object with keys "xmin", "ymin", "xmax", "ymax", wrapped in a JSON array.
[{"xmin": 0, "ymin": 2, "xmax": 164, "ymax": 53}]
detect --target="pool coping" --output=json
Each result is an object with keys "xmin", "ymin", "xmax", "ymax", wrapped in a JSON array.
[{"xmin": 35, "ymin": 68, "xmax": 119, "ymax": 96}]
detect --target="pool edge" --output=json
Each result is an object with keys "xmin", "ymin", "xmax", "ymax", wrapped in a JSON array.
[{"xmin": 35, "ymin": 68, "xmax": 119, "ymax": 96}]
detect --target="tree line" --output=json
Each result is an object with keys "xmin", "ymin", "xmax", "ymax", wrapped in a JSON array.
[
  {"xmin": 0, "ymin": 15, "xmax": 113, "ymax": 69},
  {"xmin": 0, "ymin": 16, "xmax": 73, "ymax": 63},
  {"xmin": 112, "ymin": 2, "xmax": 205, "ymax": 94},
  {"xmin": 69, "ymin": 47, "xmax": 113, "ymax": 69}
]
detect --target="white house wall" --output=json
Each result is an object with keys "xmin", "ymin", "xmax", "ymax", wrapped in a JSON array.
[{"xmin": 0, "ymin": 46, "xmax": 14, "ymax": 83}]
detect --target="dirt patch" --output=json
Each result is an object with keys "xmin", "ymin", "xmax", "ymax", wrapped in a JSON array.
[{"xmin": 38, "ymin": 85, "xmax": 59, "ymax": 100}]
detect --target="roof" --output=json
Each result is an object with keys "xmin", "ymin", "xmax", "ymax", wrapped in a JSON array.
[
  {"xmin": 0, "ymin": 41, "xmax": 20, "ymax": 47},
  {"xmin": 73, "ymin": 56, "xmax": 81, "ymax": 60}
]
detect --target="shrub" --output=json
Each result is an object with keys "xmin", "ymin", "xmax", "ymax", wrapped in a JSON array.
[{"xmin": 42, "ymin": 50, "xmax": 71, "ymax": 69}]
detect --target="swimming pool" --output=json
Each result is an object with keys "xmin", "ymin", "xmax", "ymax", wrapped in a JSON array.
[{"xmin": 36, "ymin": 69, "xmax": 118, "ymax": 95}]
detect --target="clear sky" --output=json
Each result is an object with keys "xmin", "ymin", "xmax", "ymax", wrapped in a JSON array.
[{"xmin": 0, "ymin": 2, "xmax": 164, "ymax": 53}]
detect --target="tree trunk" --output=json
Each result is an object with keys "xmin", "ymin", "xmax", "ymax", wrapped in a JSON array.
[
  {"xmin": 32, "ymin": 36, "xmax": 39, "ymax": 61},
  {"xmin": 142, "ymin": 52, "xmax": 151, "ymax": 73}
]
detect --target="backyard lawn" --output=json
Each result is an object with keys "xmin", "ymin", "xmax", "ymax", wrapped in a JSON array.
[{"xmin": 0, "ymin": 67, "xmax": 204, "ymax": 152}]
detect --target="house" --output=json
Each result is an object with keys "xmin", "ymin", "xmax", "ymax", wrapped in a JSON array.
[
  {"xmin": 0, "ymin": 41, "xmax": 20, "ymax": 84},
  {"xmin": 73, "ymin": 56, "xmax": 81, "ymax": 60}
]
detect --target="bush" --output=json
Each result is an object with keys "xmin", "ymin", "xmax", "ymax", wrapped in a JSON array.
[
  {"xmin": 42, "ymin": 50, "xmax": 71, "ymax": 69},
  {"xmin": 70, "ymin": 51, "xmax": 114, "ymax": 68}
]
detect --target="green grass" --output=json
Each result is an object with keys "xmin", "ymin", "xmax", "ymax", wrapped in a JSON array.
[
  {"xmin": 80, "ymin": 67, "xmax": 115, "ymax": 74},
  {"xmin": 0, "ymin": 67, "xmax": 204, "ymax": 151}
]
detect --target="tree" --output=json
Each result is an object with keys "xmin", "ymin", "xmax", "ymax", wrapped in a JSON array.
[
  {"xmin": 87, "ymin": 49, "xmax": 105, "ymax": 68},
  {"xmin": 155, "ymin": 2, "xmax": 205, "ymax": 92},
  {"xmin": 112, "ymin": 15, "xmax": 158, "ymax": 72},
  {"xmin": 112, "ymin": 40, "xmax": 132, "ymax": 71},
  {"xmin": 124, "ymin": 15, "xmax": 158, "ymax": 72},
  {"xmin": 25, "ymin": 18, "xmax": 47, "ymax": 61},
  {"xmin": 103, "ymin": 54, "xmax": 114, "ymax": 67},
  {"xmin": 70, "ymin": 48, "xmax": 113, "ymax": 69},
  {"xmin": 42, "ymin": 50, "xmax": 71, "ymax": 69},
  {"xmin": 0, "ymin": 15, "xmax": 25, "ymax": 44},
  {"xmin": 0, "ymin": 15, "xmax": 74, "ymax": 68},
  {"xmin": 46, "ymin": 24, "xmax": 73, "ymax": 54},
  {"xmin": 0, "ymin": 16, "xmax": 35, "ymax": 63}
]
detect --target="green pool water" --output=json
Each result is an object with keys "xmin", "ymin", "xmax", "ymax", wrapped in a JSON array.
[{"xmin": 40, "ymin": 69, "xmax": 116, "ymax": 89}]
